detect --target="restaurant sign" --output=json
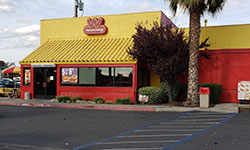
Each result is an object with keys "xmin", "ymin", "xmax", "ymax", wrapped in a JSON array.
[{"xmin": 84, "ymin": 17, "xmax": 108, "ymax": 35}]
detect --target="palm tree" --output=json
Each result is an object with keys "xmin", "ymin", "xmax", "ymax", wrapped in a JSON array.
[{"xmin": 164, "ymin": 0, "xmax": 226, "ymax": 103}]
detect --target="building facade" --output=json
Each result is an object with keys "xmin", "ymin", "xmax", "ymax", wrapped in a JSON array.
[
  {"xmin": 20, "ymin": 11, "xmax": 250, "ymax": 103},
  {"xmin": 19, "ymin": 11, "xmax": 175, "ymax": 103}
]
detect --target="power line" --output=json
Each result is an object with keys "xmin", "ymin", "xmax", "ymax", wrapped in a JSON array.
[
  {"xmin": 0, "ymin": 31, "xmax": 40, "ymax": 39},
  {"xmin": 0, "ymin": 43, "xmax": 39, "ymax": 50}
]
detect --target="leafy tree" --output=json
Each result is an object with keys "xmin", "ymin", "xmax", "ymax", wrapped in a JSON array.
[
  {"xmin": 164, "ymin": 0, "xmax": 226, "ymax": 103},
  {"xmin": 128, "ymin": 22, "xmax": 189, "ymax": 103}
]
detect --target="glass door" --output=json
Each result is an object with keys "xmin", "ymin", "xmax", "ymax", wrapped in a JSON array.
[{"xmin": 34, "ymin": 68, "xmax": 57, "ymax": 99}]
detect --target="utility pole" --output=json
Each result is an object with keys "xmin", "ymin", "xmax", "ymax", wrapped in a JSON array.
[
  {"xmin": 74, "ymin": 0, "xmax": 78, "ymax": 17},
  {"xmin": 74, "ymin": 0, "xmax": 84, "ymax": 17}
]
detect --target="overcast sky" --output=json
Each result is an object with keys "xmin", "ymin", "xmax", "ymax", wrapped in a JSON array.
[{"xmin": 0, "ymin": 0, "xmax": 249, "ymax": 65}]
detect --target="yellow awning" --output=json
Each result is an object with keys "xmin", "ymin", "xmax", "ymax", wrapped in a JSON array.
[{"xmin": 20, "ymin": 36, "xmax": 136, "ymax": 64}]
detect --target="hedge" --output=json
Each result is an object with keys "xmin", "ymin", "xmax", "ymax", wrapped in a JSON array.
[
  {"xmin": 138, "ymin": 86, "xmax": 163, "ymax": 104},
  {"xmin": 160, "ymin": 82, "xmax": 182, "ymax": 102},
  {"xmin": 116, "ymin": 97, "xmax": 131, "ymax": 104},
  {"xmin": 93, "ymin": 97, "xmax": 104, "ymax": 104}
]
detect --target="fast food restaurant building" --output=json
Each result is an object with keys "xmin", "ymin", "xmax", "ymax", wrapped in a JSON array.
[{"xmin": 20, "ymin": 11, "xmax": 250, "ymax": 103}]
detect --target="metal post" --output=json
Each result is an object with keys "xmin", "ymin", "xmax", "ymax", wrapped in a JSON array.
[{"xmin": 74, "ymin": 0, "xmax": 78, "ymax": 17}]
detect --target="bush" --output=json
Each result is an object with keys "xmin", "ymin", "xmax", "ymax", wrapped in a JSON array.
[
  {"xmin": 72, "ymin": 97, "xmax": 83, "ymax": 103},
  {"xmin": 138, "ymin": 86, "xmax": 163, "ymax": 104},
  {"xmin": 199, "ymin": 83, "xmax": 222, "ymax": 104},
  {"xmin": 160, "ymin": 82, "xmax": 182, "ymax": 102},
  {"xmin": 105, "ymin": 100, "xmax": 114, "ymax": 104},
  {"xmin": 93, "ymin": 97, "xmax": 104, "ymax": 104},
  {"xmin": 116, "ymin": 97, "xmax": 131, "ymax": 104},
  {"xmin": 56, "ymin": 96, "xmax": 71, "ymax": 103}
]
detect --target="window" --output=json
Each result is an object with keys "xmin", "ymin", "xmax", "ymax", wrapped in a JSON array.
[
  {"xmin": 96, "ymin": 67, "xmax": 114, "ymax": 86},
  {"xmin": 115, "ymin": 67, "xmax": 133, "ymax": 87},
  {"xmin": 60, "ymin": 67, "xmax": 133, "ymax": 87},
  {"xmin": 61, "ymin": 68, "xmax": 78, "ymax": 85},
  {"xmin": 23, "ymin": 68, "xmax": 31, "ymax": 85},
  {"xmin": 79, "ymin": 67, "xmax": 96, "ymax": 86}
]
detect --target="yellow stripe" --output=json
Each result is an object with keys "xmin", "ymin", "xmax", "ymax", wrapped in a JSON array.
[{"xmin": 20, "ymin": 37, "xmax": 136, "ymax": 64}]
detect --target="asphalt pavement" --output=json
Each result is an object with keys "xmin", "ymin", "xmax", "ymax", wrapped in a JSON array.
[
  {"xmin": 0, "ymin": 105, "xmax": 246, "ymax": 150},
  {"xmin": 0, "ymin": 106, "xmax": 181, "ymax": 150}
]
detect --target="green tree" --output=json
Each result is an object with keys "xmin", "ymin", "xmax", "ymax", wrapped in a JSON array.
[{"xmin": 165, "ymin": 0, "xmax": 226, "ymax": 103}]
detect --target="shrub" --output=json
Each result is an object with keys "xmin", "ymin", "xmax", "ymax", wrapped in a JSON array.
[
  {"xmin": 199, "ymin": 83, "xmax": 222, "ymax": 104},
  {"xmin": 116, "ymin": 97, "xmax": 131, "ymax": 104},
  {"xmin": 72, "ymin": 97, "xmax": 83, "ymax": 103},
  {"xmin": 105, "ymin": 100, "xmax": 114, "ymax": 104},
  {"xmin": 56, "ymin": 96, "xmax": 71, "ymax": 103},
  {"xmin": 160, "ymin": 82, "xmax": 182, "ymax": 102},
  {"xmin": 138, "ymin": 86, "xmax": 163, "ymax": 104},
  {"xmin": 93, "ymin": 97, "xmax": 104, "ymax": 104}
]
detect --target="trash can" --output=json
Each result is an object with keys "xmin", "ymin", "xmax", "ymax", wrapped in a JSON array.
[
  {"xmin": 199, "ymin": 87, "xmax": 210, "ymax": 108},
  {"xmin": 24, "ymin": 92, "xmax": 30, "ymax": 100}
]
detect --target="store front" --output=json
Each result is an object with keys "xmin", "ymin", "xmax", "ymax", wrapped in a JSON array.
[{"xmin": 20, "ymin": 11, "xmax": 174, "ymax": 102}]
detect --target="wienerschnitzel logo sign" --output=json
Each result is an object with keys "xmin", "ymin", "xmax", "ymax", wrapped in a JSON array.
[{"xmin": 83, "ymin": 17, "xmax": 108, "ymax": 35}]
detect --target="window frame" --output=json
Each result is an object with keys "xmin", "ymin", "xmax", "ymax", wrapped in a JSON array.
[
  {"xmin": 60, "ymin": 66, "xmax": 133, "ymax": 87},
  {"xmin": 23, "ymin": 68, "xmax": 31, "ymax": 86}
]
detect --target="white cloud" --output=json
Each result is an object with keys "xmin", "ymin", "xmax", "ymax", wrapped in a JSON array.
[
  {"xmin": 127, "ymin": 1, "xmax": 161, "ymax": 12},
  {"xmin": 0, "ymin": 0, "xmax": 17, "ymax": 13},
  {"xmin": 17, "ymin": 19, "xmax": 33, "ymax": 24},
  {"xmin": 14, "ymin": 25, "xmax": 40, "ymax": 35}
]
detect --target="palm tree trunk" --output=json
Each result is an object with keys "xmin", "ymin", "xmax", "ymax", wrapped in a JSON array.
[{"xmin": 187, "ymin": 9, "xmax": 201, "ymax": 103}]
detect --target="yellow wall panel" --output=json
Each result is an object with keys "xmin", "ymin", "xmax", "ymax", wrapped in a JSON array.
[
  {"xmin": 150, "ymin": 72, "xmax": 160, "ymax": 87},
  {"xmin": 41, "ymin": 11, "xmax": 162, "ymax": 44}
]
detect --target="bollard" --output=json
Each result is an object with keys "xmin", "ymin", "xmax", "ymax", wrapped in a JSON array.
[
  {"xmin": 24, "ymin": 92, "xmax": 30, "ymax": 100},
  {"xmin": 199, "ymin": 87, "xmax": 210, "ymax": 108}
]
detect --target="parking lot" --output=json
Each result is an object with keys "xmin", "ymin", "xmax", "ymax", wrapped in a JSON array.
[{"xmin": 0, "ymin": 105, "xmax": 247, "ymax": 150}]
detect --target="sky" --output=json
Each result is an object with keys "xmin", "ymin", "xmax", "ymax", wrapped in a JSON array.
[{"xmin": 0, "ymin": 0, "xmax": 249, "ymax": 66}]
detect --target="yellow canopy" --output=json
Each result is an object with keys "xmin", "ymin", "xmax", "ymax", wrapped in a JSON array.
[
  {"xmin": 1, "ymin": 66, "xmax": 20, "ymax": 74},
  {"xmin": 20, "ymin": 36, "xmax": 136, "ymax": 64}
]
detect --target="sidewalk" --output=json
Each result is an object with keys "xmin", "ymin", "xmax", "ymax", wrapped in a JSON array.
[{"xmin": 0, "ymin": 97, "xmax": 239, "ymax": 113}]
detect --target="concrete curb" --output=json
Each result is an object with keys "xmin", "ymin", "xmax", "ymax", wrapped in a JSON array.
[
  {"xmin": 0, "ymin": 102, "xmax": 157, "ymax": 112},
  {"xmin": 0, "ymin": 99, "xmax": 239, "ymax": 113}
]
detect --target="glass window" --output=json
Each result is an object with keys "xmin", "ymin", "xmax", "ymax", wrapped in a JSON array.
[
  {"xmin": 61, "ymin": 68, "xmax": 78, "ymax": 85},
  {"xmin": 79, "ymin": 67, "xmax": 96, "ymax": 85},
  {"xmin": 23, "ymin": 68, "xmax": 31, "ymax": 85},
  {"xmin": 96, "ymin": 67, "xmax": 114, "ymax": 86},
  {"xmin": 114, "ymin": 67, "xmax": 133, "ymax": 87}
]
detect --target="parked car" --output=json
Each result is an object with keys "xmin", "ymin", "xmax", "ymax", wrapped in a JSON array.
[{"xmin": 0, "ymin": 79, "xmax": 20, "ymax": 97}]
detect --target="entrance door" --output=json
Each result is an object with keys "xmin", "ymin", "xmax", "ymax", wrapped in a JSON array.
[{"xmin": 34, "ymin": 68, "xmax": 57, "ymax": 99}]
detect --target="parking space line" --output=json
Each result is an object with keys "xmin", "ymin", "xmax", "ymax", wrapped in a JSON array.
[
  {"xmin": 72, "ymin": 111, "xmax": 193, "ymax": 150},
  {"xmin": 149, "ymin": 125, "xmax": 211, "ymax": 128},
  {"xmin": 172, "ymin": 118, "xmax": 224, "ymax": 121},
  {"xmin": 99, "ymin": 140, "xmax": 180, "ymax": 145},
  {"xmin": 134, "ymin": 129, "xmax": 203, "ymax": 132},
  {"xmin": 162, "ymin": 113, "xmax": 237, "ymax": 150},
  {"xmin": 96, "ymin": 148, "xmax": 163, "ymax": 150},
  {"xmin": 161, "ymin": 122, "xmax": 220, "ymax": 125},
  {"xmin": 72, "ymin": 111, "xmax": 236, "ymax": 150},
  {"xmin": 118, "ymin": 134, "xmax": 192, "ymax": 138},
  {"xmin": 179, "ymin": 115, "xmax": 231, "ymax": 118}
]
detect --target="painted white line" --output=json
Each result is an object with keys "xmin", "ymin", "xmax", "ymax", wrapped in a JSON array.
[
  {"xmin": 97, "ymin": 148, "xmax": 163, "ymax": 150},
  {"xmin": 149, "ymin": 125, "xmax": 211, "ymax": 128},
  {"xmin": 118, "ymin": 134, "xmax": 191, "ymax": 138},
  {"xmin": 187, "ymin": 112, "xmax": 232, "ymax": 115},
  {"xmin": 179, "ymin": 115, "xmax": 231, "ymax": 118},
  {"xmin": 134, "ymin": 129, "xmax": 203, "ymax": 132},
  {"xmin": 161, "ymin": 122, "xmax": 220, "ymax": 125},
  {"xmin": 173, "ymin": 118, "xmax": 224, "ymax": 122},
  {"xmin": 99, "ymin": 140, "xmax": 179, "ymax": 144}
]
